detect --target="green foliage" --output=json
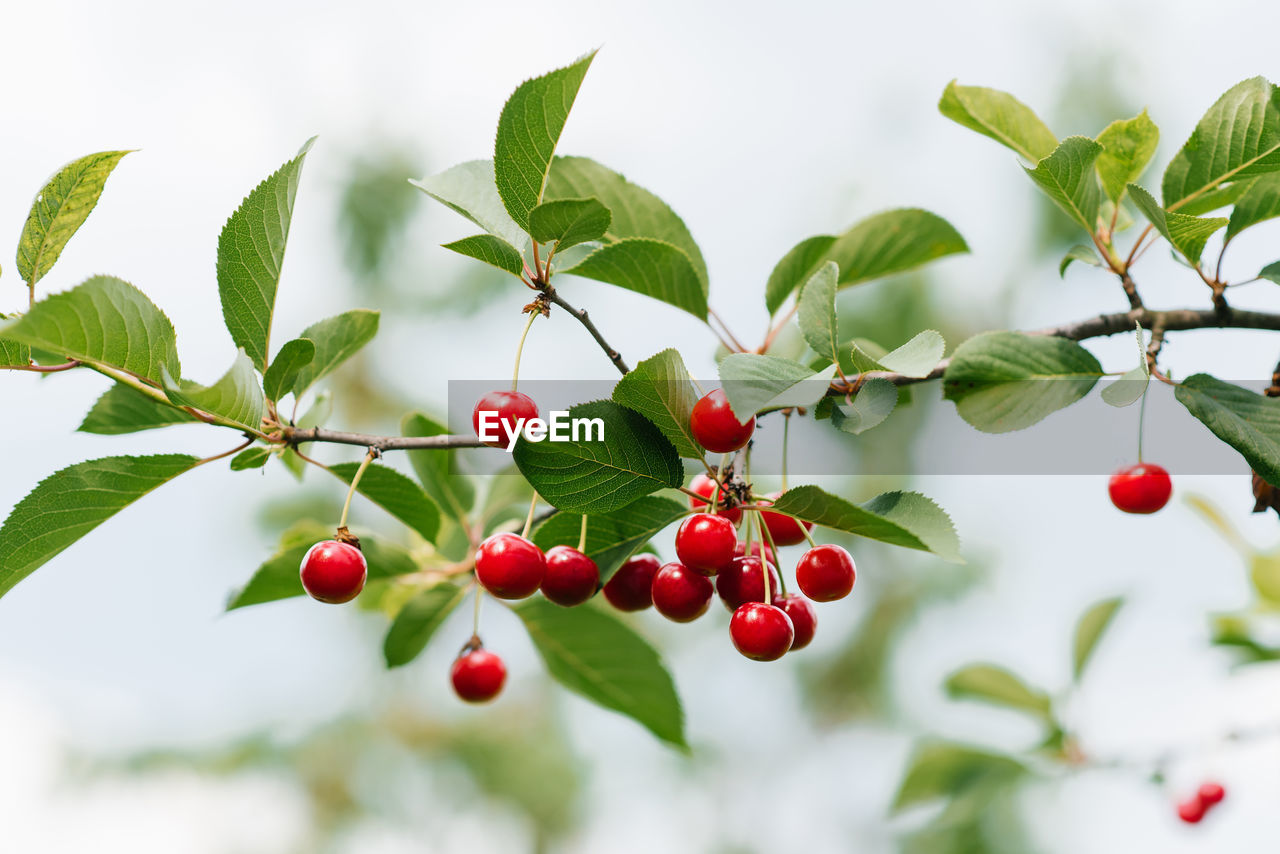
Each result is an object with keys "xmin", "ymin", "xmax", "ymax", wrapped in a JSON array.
[
  {"xmin": 769, "ymin": 485, "xmax": 962, "ymax": 562},
  {"xmin": 528, "ymin": 197, "xmax": 611, "ymax": 251},
  {"xmin": 1226, "ymin": 173, "xmax": 1280, "ymax": 243},
  {"xmin": 230, "ymin": 447, "xmax": 272, "ymax": 471},
  {"xmin": 79, "ymin": 383, "xmax": 200, "ymax": 434},
  {"xmin": 1072, "ymin": 597, "xmax": 1124, "ymax": 681},
  {"xmin": 718, "ymin": 354, "xmax": 837, "ymax": 418},
  {"xmin": 849, "ymin": 330, "xmax": 946, "ymax": 378},
  {"xmin": 829, "ymin": 378, "xmax": 898, "ymax": 434},
  {"xmin": 329, "ymin": 461, "xmax": 441, "ymax": 542},
  {"xmin": 1261, "ymin": 260, "xmax": 1280, "ymax": 284},
  {"xmin": 0, "ymin": 334, "xmax": 31, "ymax": 367},
  {"xmin": 1023, "ymin": 136, "xmax": 1103, "ymax": 231},
  {"xmin": 514, "ymin": 598, "xmax": 687, "ymax": 749},
  {"xmin": 1095, "ymin": 110, "xmax": 1158, "ymax": 203},
  {"xmin": 532, "ymin": 496, "xmax": 687, "ymax": 580},
  {"xmin": 945, "ymin": 664, "xmax": 1052, "ymax": 719},
  {"xmin": 17, "ymin": 150, "xmax": 131, "ymax": 287},
  {"xmin": 288, "ymin": 309, "xmax": 380, "ymax": 397},
  {"xmin": 1128, "ymin": 184, "xmax": 1227, "ymax": 264},
  {"xmin": 411, "ymin": 160, "xmax": 529, "ymax": 252},
  {"xmin": 610, "ymin": 348, "xmax": 702, "ymax": 458},
  {"xmin": 216, "ymin": 138, "xmax": 314, "ymax": 371},
  {"xmin": 563, "ymin": 238, "xmax": 707, "ymax": 319},
  {"xmin": 383, "ymin": 582, "xmax": 468, "ymax": 667},
  {"xmin": 1058, "ymin": 245, "xmax": 1101, "ymax": 276},
  {"xmin": 765, "ymin": 236, "xmax": 837, "ymax": 316},
  {"xmin": 1175, "ymin": 373, "xmax": 1280, "ymax": 486},
  {"xmin": 402, "ymin": 413, "xmax": 475, "ymax": 526},
  {"xmin": 797, "ymin": 261, "xmax": 839, "ymax": 363},
  {"xmin": 938, "ymin": 81, "xmax": 1057, "ymax": 162},
  {"xmin": 442, "ymin": 234, "xmax": 525, "ymax": 277},
  {"xmin": 893, "ymin": 741, "xmax": 1027, "ymax": 813},
  {"xmin": 162, "ymin": 349, "xmax": 265, "ymax": 433},
  {"xmin": 262, "ymin": 338, "xmax": 315, "ymax": 402}
]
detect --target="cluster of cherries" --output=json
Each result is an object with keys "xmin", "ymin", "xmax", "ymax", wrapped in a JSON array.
[
  {"xmin": 1175, "ymin": 781, "xmax": 1226, "ymax": 824},
  {"xmin": 1108, "ymin": 462, "xmax": 1173, "ymax": 514}
]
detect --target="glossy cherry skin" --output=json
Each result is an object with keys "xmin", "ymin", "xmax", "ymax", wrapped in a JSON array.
[
  {"xmin": 1177, "ymin": 797, "xmax": 1207, "ymax": 824},
  {"xmin": 730, "ymin": 602, "xmax": 794, "ymax": 661},
  {"xmin": 759, "ymin": 492, "xmax": 814, "ymax": 546},
  {"xmin": 475, "ymin": 533, "xmax": 546, "ymax": 599},
  {"xmin": 540, "ymin": 546, "xmax": 600, "ymax": 606},
  {"xmin": 675, "ymin": 513, "xmax": 738, "ymax": 576},
  {"xmin": 1198, "ymin": 782, "xmax": 1225, "ymax": 807},
  {"xmin": 690, "ymin": 389, "xmax": 755, "ymax": 454},
  {"xmin": 651, "ymin": 562, "xmax": 714, "ymax": 622},
  {"xmin": 775, "ymin": 594, "xmax": 817, "ymax": 650},
  {"xmin": 451, "ymin": 649, "xmax": 507, "ymax": 703},
  {"xmin": 299, "ymin": 540, "xmax": 368, "ymax": 604},
  {"xmin": 602, "ymin": 554, "xmax": 661, "ymax": 611},
  {"xmin": 735, "ymin": 540, "xmax": 776, "ymax": 566},
  {"xmin": 716, "ymin": 556, "xmax": 781, "ymax": 610},
  {"xmin": 472, "ymin": 390, "xmax": 540, "ymax": 450},
  {"xmin": 1108, "ymin": 463, "xmax": 1172, "ymax": 514},
  {"xmin": 796, "ymin": 544, "xmax": 857, "ymax": 602},
  {"xmin": 688, "ymin": 472, "xmax": 742, "ymax": 524}
]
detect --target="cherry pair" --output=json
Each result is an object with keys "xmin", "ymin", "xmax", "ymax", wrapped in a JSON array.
[
  {"xmin": 475, "ymin": 532, "xmax": 600, "ymax": 606},
  {"xmin": 1176, "ymin": 781, "xmax": 1226, "ymax": 824},
  {"xmin": 687, "ymin": 474, "xmax": 814, "ymax": 546}
]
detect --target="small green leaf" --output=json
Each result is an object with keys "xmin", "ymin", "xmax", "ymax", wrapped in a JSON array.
[
  {"xmin": 1073, "ymin": 597, "xmax": 1124, "ymax": 681},
  {"xmin": 162, "ymin": 349, "xmax": 265, "ymax": 433},
  {"xmin": 939, "ymin": 81, "xmax": 1057, "ymax": 162},
  {"xmin": 0, "ymin": 335, "xmax": 31, "ymax": 367},
  {"xmin": 943, "ymin": 331, "xmax": 1103, "ymax": 432},
  {"xmin": 532, "ymin": 496, "xmax": 687, "ymax": 580},
  {"xmin": 78, "ymin": 383, "xmax": 200, "ymax": 435},
  {"xmin": 17, "ymin": 150, "xmax": 131, "ymax": 287},
  {"xmin": 769, "ymin": 485, "xmax": 962, "ymax": 562},
  {"xmin": 410, "ymin": 160, "xmax": 529, "ymax": 251},
  {"xmin": 1226, "ymin": 174, "xmax": 1280, "ymax": 243},
  {"xmin": 289, "ymin": 309, "xmax": 380, "ymax": 397},
  {"xmin": 514, "ymin": 598, "xmax": 687, "ymax": 750},
  {"xmin": 893, "ymin": 742, "xmax": 1027, "ymax": 813},
  {"xmin": 513, "ymin": 400, "xmax": 682, "ymax": 514},
  {"xmin": 330, "ymin": 461, "xmax": 441, "ymax": 542},
  {"xmin": 850, "ymin": 330, "xmax": 946, "ymax": 378},
  {"xmin": 1023, "ymin": 136, "xmax": 1104, "ymax": 231},
  {"xmin": 262, "ymin": 338, "xmax": 315, "ymax": 402},
  {"xmin": 0, "ymin": 454, "xmax": 200, "ymax": 599},
  {"xmin": 1059, "ymin": 244, "xmax": 1102, "ymax": 277},
  {"xmin": 528, "ymin": 197, "xmax": 611, "ymax": 251},
  {"xmin": 1128, "ymin": 183, "xmax": 1227, "ymax": 265},
  {"xmin": 494, "ymin": 51, "xmax": 597, "ymax": 229},
  {"xmin": 1175, "ymin": 373, "xmax": 1280, "ymax": 487},
  {"xmin": 442, "ymin": 234, "xmax": 525, "ymax": 277},
  {"xmin": 1260, "ymin": 261, "xmax": 1280, "ymax": 284},
  {"xmin": 829, "ymin": 378, "xmax": 898, "ymax": 434},
  {"xmin": 1095, "ymin": 110, "xmax": 1159, "ymax": 202},
  {"xmin": 402, "ymin": 413, "xmax": 475, "ymax": 526},
  {"xmin": 611, "ymin": 348, "xmax": 702, "ymax": 459},
  {"xmin": 563, "ymin": 238, "xmax": 707, "ymax": 320},
  {"xmin": 765, "ymin": 235, "xmax": 837, "ymax": 315},
  {"xmin": 945, "ymin": 664, "xmax": 1052, "ymax": 718},
  {"xmin": 718, "ymin": 353, "xmax": 836, "ymax": 418},
  {"xmin": 216, "ymin": 138, "xmax": 314, "ymax": 371},
  {"xmin": 230, "ymin": 447, "xmax": 272, "ymax": 471},
  {"xmin": 383, "ymin": 582, "xmax": 468, "ymax": 667},
  {"xmin": 797, "ymin": 261, "xmax": 839, "ymax": 363},
  {"xmin": 1100, "ymin": 365, "xmax": 1150, "ymax": 408}
]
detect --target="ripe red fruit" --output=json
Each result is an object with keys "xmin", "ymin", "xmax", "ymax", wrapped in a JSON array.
[
  {"xmin": 716, "ymin": 556, "xmax": 781, "ymax": 610},
  {"xmin": 1108, "ymin": 463, "xmax": 1172, "ymax": 514},
  {"xmin": 735, "ymin": 540, "xmax": 776, "ymax": 566},
  {"xmin": 688, "ymin": 472, "xmax": 742, "ymax": 524},
  {"xmin": 690, "ymin": 388, "xmax": 755, "ymax": 453},
  {"xmin": 651, "ymin": 562, "xmax": 714, "ymax": 622},
  {"xmin": 675, "ymin": 513, "xmax": 738, "ymax": 575},
  {"xmin": 451, "ymin": 648, "xmax": 507, "ymax": 703},
  {"xmin": 759, "ymin": 492, "xmax": 814, "ymax": 546},
  {"xmin": 603, "ymin": 554, "xmax": 661, "ymax": 611},
  {"xmin": 1198, "ymin": 782, "xmax": 1226, "ymax": 806},
  {"xmin": 472, "ymin": 390, "xmax": 539, "ymax": 450},
  {"xmin": 1176, "ymin": 797, "xmax": 1207, "ymax": 824},
  {"xmin": 775, "ymin": 594, "xmax": 817, "ymax": 650},
  {"xmin": 730, "ymin": 602, "xmax": 794, "ymax": 661},
  {"xmin": 475, "ymin": 532, "xmax": 546, "ymax": 599},
  {"xmin": 540, "ymin": 545, "xmax": 600, "ymax": 606},
  {"xmin": 795, "ymin": 544, "xmax": 857, "ymax": 602},
  {"xmin": 299, "ymin": 540, "xmax": 368, "ymax": 604}
]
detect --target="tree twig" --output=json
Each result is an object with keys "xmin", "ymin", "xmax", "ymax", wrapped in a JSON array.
[
  {"xmin": 284, "ymin": 426, "xmax": 485, "ymax": 451},
  {"xmin": 544, "ymin": 286, "xmax": 629, "ymax": 374}
]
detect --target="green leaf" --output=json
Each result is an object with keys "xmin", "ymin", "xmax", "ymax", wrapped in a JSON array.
[
  {"xmin": 162, "ymin": 349, "xmax": 264, "ymax": 433},
  {"xmin": 945, "ymin": 664, "xmax": 1052, "ymax": 718},
  {"xmin": 1100, "ymin": 365, "xmax": 1150, "ymax": 408},
  {"xmin": 769, "ymin": 485, "xmax": 962, "ymax": 562},
  {"xmin": 563, "ymin": 238, "xmax": 707, "ymax": 320},
  {"xmin": 216, "ymin": 138, "xmax": 314, "ymax": 371},
  {"xmin": 1095, "ymin": 110, "xmax": 1159, "ymax": 202},
  {"xmin": 938, "ymin": 81, "xmax": 1057, "ymax": 162},
  {"xmin": 1163, "ymin": 77, "xmax": 1280, "ymax": 210},
  {"xmin": 262, "ymin": 338, "xmax": 315, "ymax": 402},
  {"xmin": 893, "ymin": 742, "xmax": 1027, "ymax": 813},
  {"xmin": 226, "ymin": 520, "xmax": 418, "ymax": 610},
  {"xmin": 1059, "ymin": 244, "xmax": 1102, "ymax": 277},
  {"xmin": 512, "ymin": 400, "xmax": 682, "ymax": 514},
  {"xmin": 718, "ymin": 354, "xmax": 837, "ymax": 418},
  {"xmin": 797, "ymin": 261, "xmax": 839, "ymax": 363},
  {"xmin": 1226, "ymin": 174, "xmax": 1280, "ymax": 243},
  {"xmin": 402, "ymin": 412, "xmax": 475, "ymax": 526},
  {"xmin": 765, "ymin": 235, "xmax": 837, "ymax": 315},
  {"xmin": 16, "ymin": 150, "xmax": 131, "ymax": 287},
  {"xmin": 532, "ymin": 496, "xmax": 687, "ymax": 580},
  {"xmin": 2, "ymin": 275, "xmax": 179, "ymax": 384},
  {"xmin": 1174, "ymin": 373, "xmax": 1280, "ymax": 486},
  {"xmin": 545, "ymin": 156, "xmax": 708, "ymax": 287},
  {"xmin": 943, "ymin": 331, "xmax": 1103, "ymax": 433},
  {"xmin": 1261, "ymin": 261, "xmax": 1280, "ymax": 284},
  {"xmin": 410, "ymin": 160, "xmax": 529, "ymax": 251},
  {"xmin": 528, "ymin": 197, "xmax": 611, "ymax": 251},
  {"xmin": 383, "ymin": 582, "xmax": 468, "ymax": 667},
  {"xmin": 494, "ymin": 51, "xmax": 597, "ymax": 229},
  {"xmin": 288, "ymin": 309, "xmax": 380, "ymax": 397},
  {"xmin": 1073, "ymin": 597, "xmax": 1123, "ymax": 681},
  {"xmin": 611, "ymin": 348, "xmax": 703, "ymax": 458},
  {"xmin": 0, "ymin": 454, "xmax": 199, "ymax": 599},
  {"xmin": 329, "ymin": 461, "xmax": 441, "ymax": 542},
  {"xmin": 850, "ymin": 330, "xmax": 946, "ymax": 378},
  {"xmin": 829, "ymin": 378, "xmax": 898, "ymax": 434},
  {"xmin": 0, "ymin": 335, "xmax": 31, "ymax": 367},
  {"xmin": 230, "ymin": 447, "xmax": 272, "ymax": 471},
  {"xmin": 1128, "ymin": 183, "xmax": 1227, "ymax": 265},
  {"xmin": 442, "ymin": 234, "xmax": 525, "ymax": 277},
  {"xmin": 1175, "ymin": 180, "xmax": 1254, "ymax": 216},
  {"xmin": 1023, "ymin": 136, "xmax": 1103, "ymax": 231},
  {"xmin": 513, "ymin": 598, "xmax": 686, "ymax": 750},
  {"xmin": 78, "ymin": 383, "xmax": 200, "ymax": 434}
]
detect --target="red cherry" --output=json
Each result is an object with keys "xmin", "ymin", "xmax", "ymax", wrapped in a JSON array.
[
  {"xmin": 735, "ymin": 540, "xmax": 776, "ymax": 566},
  {"xmin": 651, "ymin": 562, "xmax": 713, "ymax": 622},
  {"xmin": 716, "ymin": 556, "xmax": 781, "ymax": 610},
  {"xmin": 1108, "ymin": 463, "xmax": 1172, "ymax": 514},
  {"xmin": 603, "ymin": 554, "xmax": 661, "ymax": 611},
  {"xmin": 299, "ymin": 540, "xmax": 368, "ymax": 604},
  {"xmin": 759, "ymin": 492, "xmax": 814, "ymax": 546},
  {"xmin": 1177, "ymin": 797, "xmax": 1207, "ymax": 824},
  {"xmin": 472, "ymin": 390, "xmax": 540, "ymax": 450},
  {"xmin": 796, "ymin": 544, "xmax": 856, "ymax": 602},
  {"xmin": 690, "ymin": 388, "xmax": 755, "ymax": 453},
  {"xmin": 540, "ymin": 545, "xmax": 600, "ymax": 606},
  {"xmin": 451, "ymin": 648, "xmax": 507, "ymax": 703},
  {"xmin": 675, "ymin": 513, "xmax": 738, "ymax": 575},
  {"xmin": 730, "ymin": 602, "xmax": 794, "ymax": 661},
  {"xmin": 1198, "ymin": 782, "xmax": 1225, "ymax": 806},
  {"xmin": 775, "ymin": 594, "xmax": 817, "ymax": 650},
  {"xmin": 475, "ymin": 533, "xmax": 546, "ymax": 599},
  {"xmin": 688, "ymin": 473, "xmax": 742, "ymax": 524}
]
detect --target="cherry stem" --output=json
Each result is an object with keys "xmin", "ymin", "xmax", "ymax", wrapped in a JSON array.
[
  {"xmin": 2, "ymin": 358, "xmax": 81, "ymax": 374},
  {"xmin": 472, "ymin": 582, "xmax": 483, "ymax": 636},
  {"xmin": 521, "ymin": 491, "xmax": 539, "ymax": 540},
  {"xmin": 781, "ymin": 412, "xmax": 791, "ymax": 491},
  {"xmin": 754, "ymin": 508, "xmax": 782, "ymax": 600},
  {"xmin": 339, "ymin": 448, "xmax": 378, "ymax": 530},
  {"xmin": 799, "ymin": 520, "xmax": 818, "ymax": 549},
  {"xmin": 193, "ymin": 436, "xmax": 255, "ymax": 468},
  {"xmin": 511, "ymin": 309, "xmax": 539, "ymax": 391},
  {"xmin": 1137, "ymin": 382, "xmax": 1149, "ymax": 464},
  {"xmin": 577, "ymin": 513, "xmax": 588, "ymax": 553}
]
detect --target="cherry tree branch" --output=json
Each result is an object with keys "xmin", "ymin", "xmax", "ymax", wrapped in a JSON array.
[
  {"xmin": 284, "ymin": 425, "xmax": 485, "ymax": 451},
  {"xmin": 544, "ymin": 286, "xmax": 630, "ymax": 374}
]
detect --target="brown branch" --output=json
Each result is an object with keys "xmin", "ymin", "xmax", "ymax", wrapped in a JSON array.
[
  {"xmin": 544, "ymin": 286, "xmax": 629, "ymax": 374},
  {"xmin": 2, "ymin": 359, "xmax": 81, "ymax": 373},
  {"xmin": 284, "ymin": 425, "xmax": 485, "ymax": 451}
]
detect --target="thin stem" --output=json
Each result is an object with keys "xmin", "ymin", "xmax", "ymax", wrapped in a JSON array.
[
  {"xmin": 760, "ymin": 304, "xmax": 799, "ymax": 353},
  {"xmin": 521, "ymin": 491, "xmax": 539, "ymax": 539},
  {"xmin": 283, "ymin": 426, "xmax": 484, "ymax": 451},
  {"xmin": 3, "ymin": 359, "xmax": 81, "ymax": 373},
  {"xmin": 799, "ymin": 520, "xmax": 818, "ymax": 549},
  {"xmin": 192, "ymin": 437, "xmax": 255, "ymax": 468},
  {"xmin": 544, "ymin": 287, "xmax": 630, "ymax": 374},
  {"xmin": 755, "ymin": 509, "xmax": 780, "ymax": 600},
  {"xmin": 1137, "ymin": 387, "xmax": 1148, "ymax": 463},
  {"xmin": 472, "ymin": 582, "xmax": 483, "ymax": 636},
  {"xmin": 781, "ymin": 412, "xmax": 791, "ymax": 491},
  {"xmin": 512, "ymin": 309, "xmax": 539, "ymax": 391},
  {"xmin": 339, "ymin": 448, "xmax": 378, "ymax": 529},
  {"xmin": 708, "ymin": 307, "xmax": 748, "ymax": 352},
  {"xmin": 577, "ymin": 513, "xmax": 589, "ymax": 553}
]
